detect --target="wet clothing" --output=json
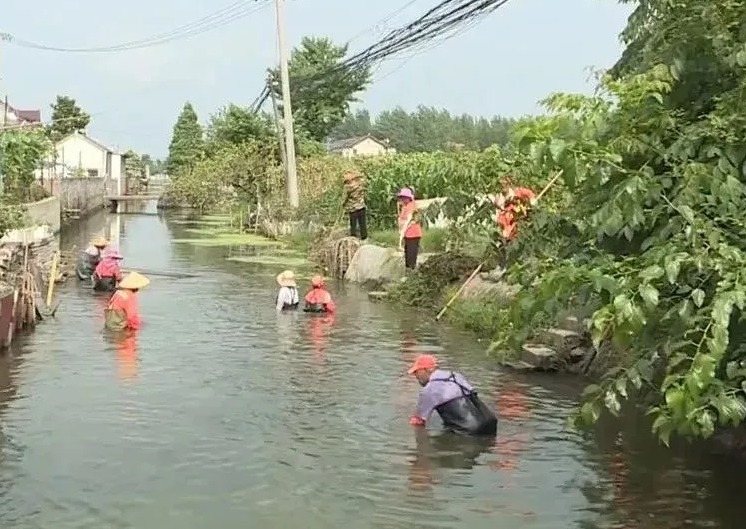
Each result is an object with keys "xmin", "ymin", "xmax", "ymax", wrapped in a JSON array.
[
  {"xmin": 276, "ymin": 286, "xmax": 299, "ymax": 311},
  {"xmin": 343, "ymin": 174, "xmax": 366, "ymax": 212},
  {"xmin": 349, "ymin": 207, "xmax": 368, "ymax": 240},
  {"xmin": 303, "ymin": 287, "xmax": 336, "ymax": 313},
  {"xmin": 76, "ymin": 246, "xmax": 103, "ymax": 280},
  {"xmin": 105, "ymin": 290, "xmax": 141, "ymax": 331},
  {"xmin": 413, "ymin": 369, "xmax": 497, "ymax": 436},
  {"xmin": 93, "ymin": 257, "xmax": 122, "ymax": 292}
]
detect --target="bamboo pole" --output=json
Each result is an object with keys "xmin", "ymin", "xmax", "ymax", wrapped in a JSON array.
[
  {"xmin": 434, "ymin": 170, "xmax": 564, "ymax": 321},
  {"xmin": 46, "ymin": 250, "xmax": 59, "ymax": 308}
]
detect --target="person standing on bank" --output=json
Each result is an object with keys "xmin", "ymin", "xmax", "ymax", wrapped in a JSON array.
[
  {"xmin": 343, "ymin": 170, "xmax": 367, "ymax": 240},
  {"xmin": 397, "ymin": 188, "xmax": 422, "ymax": 270}
]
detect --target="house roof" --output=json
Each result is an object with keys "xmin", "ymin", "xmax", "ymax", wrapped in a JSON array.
[
  {"xmin": 0, "ymin": 98, "xmax": 42, "ymax": 123},
  {"xmin": 327, "ymin": 134, "xmax": 387, "ymax": 152},
  {"xmin": 15, "ymin": 109, "xmax": 41, "ymax": 123},
  {"xmin": 59, "ymin": 131, "xmax": 116, "ymax": 153}
]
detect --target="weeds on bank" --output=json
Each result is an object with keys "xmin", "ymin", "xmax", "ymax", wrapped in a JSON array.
[{"xmin": 368, "ymin": 228, "xmax": 449, "ymax": 252}]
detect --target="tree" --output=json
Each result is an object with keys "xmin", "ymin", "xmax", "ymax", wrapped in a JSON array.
[
  {"xmin": 205, "ymin": 104, "xmax": 274, "ymax": 154},
  {"xmin": 166, "ymin": 102, "xmax": 204, "ymax": 177},
  {"xmin": 1, "ymin": 129, "xmax": 51, "ymax": 200},
  {"xmin": 141, "ymin": 154, "xmax": 166, "ymax": 174},
  {"xmin": 47, "ymin": 95, "xmax": 90, "ymax": 142},
  {"xmin": 269, "ymin": 36, "xmax": 371, "ymax": 142},
  {"xmin": 330, "ymin": 106, "xmax": 515, "ymax": 152}
]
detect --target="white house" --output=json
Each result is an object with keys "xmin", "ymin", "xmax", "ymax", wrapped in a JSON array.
[
  {"xmin": 37, "ymin": 132, "xmax": 125, "ymax": 194},
  {"xmin": 327, "ymin": 135, "xmax": 395, "ymax": 158}
]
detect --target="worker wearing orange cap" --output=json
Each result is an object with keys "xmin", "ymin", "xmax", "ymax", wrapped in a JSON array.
[
  {"xmin": 407, "ymin": 354, "xmax": 497, "ymax": 436},
  {"xmin": 303, "ymin": 275, "xmax": 336, "ymax": 313}
]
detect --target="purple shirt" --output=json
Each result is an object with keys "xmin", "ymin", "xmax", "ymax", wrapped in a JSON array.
[{"xmin": 415, "ymin": 369, "xmax": 474, "ymax": 421}]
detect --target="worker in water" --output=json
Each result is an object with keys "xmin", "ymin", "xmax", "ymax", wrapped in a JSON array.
[
  {"xmin": 104, "ymin": 271, "xmax": 149, "ymax": 331},
  {"xmin": 93, "ymin": 248, "xmax": 124, "ymax": 291},
  {"xmin": 407, "ymin": 354, "xmax": 498, "ymax": 436},
  {"xmin": 397, "ymin": 187, "xmax": 422, "ymax": 270},
  {"xmin": 303, "ymin": 275, "xmax": 336, "ymax": 313},
  {"xmin": 343, "ymin": 170, "xmax": 367, "ymax": 240},
  {"xmin": 76, "ymin": 236, "xmax": 108, "ymax": 280},
  {"xmin": 275, "ymin": 270, "xmax": 299, "ymax": 311}
]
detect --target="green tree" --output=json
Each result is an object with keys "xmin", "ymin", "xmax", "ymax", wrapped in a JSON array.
[
  {"xmin": 205, "ymin": 104, "xmax": 274, "ymax": 154},
  {"xmin": 141, "ymin": 154, "xmax": 166, "ymax": 174},
  {"xmin": 166, "ymin": 102, "xmax": 204, "ymax": 177},
  {"xmin": 269, "ymin": 37, "xmax": 371, "ymax": 142},
  {"xmin": 331, "ymin": 106, "xmax": 515, "ymax": 152},
  {"xmin": 1, "ymin": 129, "xmax": 51, "ymax": 200},
  {"xmin": 47, "ymin": 95, "xmax": 90, "ymax": 142}
]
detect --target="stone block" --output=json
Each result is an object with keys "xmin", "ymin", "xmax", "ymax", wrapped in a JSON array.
[
  {"xmin": 561, "ymin": 315, "xmax": 591, "ymax": 333},
  {"xmin": 521, "ymin": 344, "xmax": 559, "ymax": 370},
  {"xmin": 539, "ymin": 328, "xmax": 583, "ymax": 355}
]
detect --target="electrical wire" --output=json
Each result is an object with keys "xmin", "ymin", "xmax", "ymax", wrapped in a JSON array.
[
  {"xmin": 253, "ymin": 0, "xmax": 510, "ymax": 112},
  {"xmin": 4, "ymin": 0, "xmax": 269, "ymax": 53}
]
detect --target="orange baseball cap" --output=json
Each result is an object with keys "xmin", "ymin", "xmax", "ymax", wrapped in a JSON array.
[{"xmin": 407, "ymin": 354, "xmax": 438, "ymax": 374}]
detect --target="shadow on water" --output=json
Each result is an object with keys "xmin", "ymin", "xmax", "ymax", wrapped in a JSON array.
[{"xmin": 0, "ymin": 209, "xmax": 745, "ymax": 527}]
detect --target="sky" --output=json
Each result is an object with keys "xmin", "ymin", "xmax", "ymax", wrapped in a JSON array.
[{"xmin": 2, "ymin": 0, "xmax": 633, "ymax": 158}]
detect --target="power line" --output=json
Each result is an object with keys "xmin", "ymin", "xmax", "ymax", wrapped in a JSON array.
[
  {"xmin": 1, "ymin": 0, "xmax": 270, "ymax": 53},
  {"xmin": 252, "ymin": 0, "xmax": 510, "ymax": 112}
]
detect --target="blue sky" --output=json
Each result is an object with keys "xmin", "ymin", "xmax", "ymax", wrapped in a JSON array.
[{"xmin": 2, "ymin": 0, "xmax": 632, "ymax": 157}]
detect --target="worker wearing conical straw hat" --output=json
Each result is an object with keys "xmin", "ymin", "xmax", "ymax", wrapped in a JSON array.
[
  {"xmin": 104, "ymin": 271, "xmax": 149, "ymax": 331},
  {"xmin": 275, "ymin": 270, "xmax": 299, "ymax": 311},
  {"xmin": 76, "ymin": 236, "xmax": 109, "ymax": 281}
]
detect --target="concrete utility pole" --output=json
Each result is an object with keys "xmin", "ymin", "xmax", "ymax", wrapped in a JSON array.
[
  {"xmin": 274, "ymin": 0, "xmax": 299, "ymax": 207},
  {"xmin": 0, "ymin": 33, "xmax": 10, "ymax": 195}
]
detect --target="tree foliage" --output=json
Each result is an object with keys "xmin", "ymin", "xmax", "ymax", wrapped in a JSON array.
[
  {"xmin": 47, "ymin": 95, "xmax": 90, "ymax": 142},
  {"xmin": 1, "ymin": 129, "xmax": 51, "ymax": 200},
  {"xmin": 166, "ymin": 141, "xmax": 280, "ymax": 212},
  {"xmin": 463, "ymin": 0, "xmax": 746, "ymax": 445},
  {"xmin": 166, "ymin": 102, "xmax": 204, "ymax": 177},
  {"xmin": 269, "ymin": 37, "xmax": 371, "ymax": 142},
  {"xmin": 331, "ymin": 106, "xmax": 515, "ymax": 152},
  {"xmin": 205, "ymin": 104, "xmax": 274, "ymax": 154}
]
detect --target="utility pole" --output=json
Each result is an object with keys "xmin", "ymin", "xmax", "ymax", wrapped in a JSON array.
[
  {"xmin": 0, "ymin": 33, "xmax": 10, "ymax": 195},
  {"xmin": 269, "ymin": 80, "xmax": 288, "ymax": 171},
  {"xmin": 274, "ymin": 0, "xmax": 299, "ymax": 207}
]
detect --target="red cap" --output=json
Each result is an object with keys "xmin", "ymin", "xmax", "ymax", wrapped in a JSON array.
[{"xmin": 407, "ymin": 354, "xmax": 438, "ymax": 374}]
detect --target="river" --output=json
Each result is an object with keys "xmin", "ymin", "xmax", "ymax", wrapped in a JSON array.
[{"xmin": 0, "ymin": 205, "xmax": 745, "ymax": 528}]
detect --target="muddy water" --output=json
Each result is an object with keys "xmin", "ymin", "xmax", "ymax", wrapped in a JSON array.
[{"xmin": 0, "ymin": 207, "xmax": 745, "ymax": 528}]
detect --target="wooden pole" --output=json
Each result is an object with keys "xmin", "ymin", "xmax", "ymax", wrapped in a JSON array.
[{"xmin": 46, "ymin": 250, "xmax": 59, "ymax": 308}]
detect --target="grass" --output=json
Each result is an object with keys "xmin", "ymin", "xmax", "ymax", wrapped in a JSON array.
[{"xmin": 368, "ymin": 227, "xmax": 448, "ymax": 252}]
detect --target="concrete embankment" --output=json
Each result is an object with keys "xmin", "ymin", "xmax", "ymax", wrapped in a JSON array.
[{"xmin": 335, "ymin": 240, "xmax": 599, "ymax": 376}]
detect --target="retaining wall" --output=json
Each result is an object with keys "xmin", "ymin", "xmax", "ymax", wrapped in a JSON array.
[
  {"xmin": 42, "ymin": 177, "xmax": 109, "ymax": 221},
  {"xmin": 24, "ymin": 197, "xmax": 61, "ymax": 233}
]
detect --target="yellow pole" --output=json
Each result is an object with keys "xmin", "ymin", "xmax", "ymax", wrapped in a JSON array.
[{"xmin": 46, "ymin": 250, "xmax": 59, "ymax": 308}]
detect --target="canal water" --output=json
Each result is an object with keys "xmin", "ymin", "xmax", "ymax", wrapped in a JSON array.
[{"xmin": 1, "ymin": 207, "xmax": 745, "ymax": 528}]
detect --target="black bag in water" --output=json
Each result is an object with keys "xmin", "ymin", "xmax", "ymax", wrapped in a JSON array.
[{"xmin": 432, "ymin": 372, "xmax": 498, "ymax": 436}]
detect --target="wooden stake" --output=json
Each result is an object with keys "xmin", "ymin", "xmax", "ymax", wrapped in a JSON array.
[{"xmin": 46, "ymin": 250, "xmax": 59, "ymax": 308}]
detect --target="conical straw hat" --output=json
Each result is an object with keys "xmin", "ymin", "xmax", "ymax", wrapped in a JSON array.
[
  {"xmin": 119, "ymin": 271, "xmax": 149, "ymax": 290},
  {"xmin": 276, "ymin": 270, "xmax": 296, "ymax": 287}
]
